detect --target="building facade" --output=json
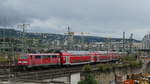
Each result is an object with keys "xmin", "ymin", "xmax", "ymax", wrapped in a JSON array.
[{"xmin": 142, "ymin": 33, "xmax": 150, "ymax": 49}]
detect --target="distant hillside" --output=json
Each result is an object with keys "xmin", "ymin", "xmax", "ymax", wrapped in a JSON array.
[{"xmin": 0, "ymin": 28, "xmax": 141, "ymax": 43}]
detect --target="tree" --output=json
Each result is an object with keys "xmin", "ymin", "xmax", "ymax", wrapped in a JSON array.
[{"xmin": 78, "ymin": 65, "xmax": 98, "ymax": 84}]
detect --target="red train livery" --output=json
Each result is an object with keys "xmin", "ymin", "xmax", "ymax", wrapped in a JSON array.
[{"xmin": 17, "ymin": 51, "xmax": 121, "ymax": 68}]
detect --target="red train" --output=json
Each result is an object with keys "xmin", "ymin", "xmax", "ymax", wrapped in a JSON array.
[{"xmin": 17, "ymin": 51, "xmax": 121, "ymax": 68}]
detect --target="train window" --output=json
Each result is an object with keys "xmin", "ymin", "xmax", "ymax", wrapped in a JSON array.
[
  {"xmin": 41, "ymin": 56, "xmax": 45, "ymax": 58},
  {"xmin": 35, "ymin": 56, "xmax": 41, "ymax": 59},
  {"xmin": 73, "ymin": 54, "xmax": 89, "ymax": 56},
  {"xmin": 42, "ymin": 55, "xmax": 49, "ymax": 58},
  {"xmin": 20, "ymin": 56, "xmax": 28, "ymax": 59},
  {"xmin": 48, "ymin": 55, "xmax": 51, "ymax": 58},
  {"xmin": 46, "ymin": 56, "xmax": 50, "ymax": 58},
  {"xmin": 52, "ymin": 55, "xmax": 57, "ymax": 58}
]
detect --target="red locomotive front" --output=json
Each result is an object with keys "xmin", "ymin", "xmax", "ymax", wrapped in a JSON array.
[
  {"xmin": 18, "ymin": 53, "xmax": 61, "ymax": 68},
  {"xmin": 18, "ymin": 54, "xmax": 30, "ymax": 66}
]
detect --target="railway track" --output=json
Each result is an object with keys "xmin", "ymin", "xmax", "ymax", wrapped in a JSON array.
[
  {"xmin": 0, "ymin": 62, "xmax": 99, "ymax": 82},
  {"xmin": 0, "ymin": 64, "xmax": 86, "ymax": 81}
]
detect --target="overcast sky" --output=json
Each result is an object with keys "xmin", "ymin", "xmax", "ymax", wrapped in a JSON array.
[{"xmin": 0, "ymin": 0, "xmax": 150, "ymax": 40}]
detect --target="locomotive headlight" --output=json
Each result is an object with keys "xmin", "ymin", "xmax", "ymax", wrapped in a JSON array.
[
  {"xmin": 18, "ymin": 61, "xmax": 28, "ymax": 63},
  {"xmin": 18, "ymin": 61, "xmax": 22, "ymax": 63}
]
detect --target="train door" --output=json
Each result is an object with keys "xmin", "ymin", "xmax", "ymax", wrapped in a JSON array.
[
  {"xmin": 65, "ymin": 56, "xmax": 70, "ymax": 64},
  {"xmin": 30, "ymin": 55, "xmax": 34, "ymax": 65},
  {"xmin": 29, "ymin": 55, "xmax": 35, "ymax": 66},
  {"xmin": 91, "ymin": 54, "xmax": 94, "ymax": 62},
  {"xmin": 91, "ymin": 53, "xmax": 97, "ymax": 62},
  {"xmin": 94, "ymin": 54, "xmax": 98, "ymax": 62}
]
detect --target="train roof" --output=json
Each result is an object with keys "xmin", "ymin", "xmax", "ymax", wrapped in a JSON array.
[
  {"xmin": 95, "ymin": 51, "xmax": 108, "ymax": 53},
  {"xmin": 66, "ymin": 51, "xmax": 91, "ymax": 54},
  {"xmin": 21, "ymin": 51, "xmax": 122, "ymax": 56},
  {"xmin": 26, "ymin": 53, "xmax": 59, "ymax": 56},
  {"xmin": 62, "ymin": 50, "xmax": 119, "ymax": 54}
]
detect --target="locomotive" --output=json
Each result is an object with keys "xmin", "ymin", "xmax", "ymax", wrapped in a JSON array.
[{"xmin": 17, "ymin": 50, "xmax": 121, "ymax": 68}]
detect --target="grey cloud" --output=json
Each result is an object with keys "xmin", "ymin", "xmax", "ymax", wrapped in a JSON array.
[
  {"xmin": 0, "ymin": 0, "xmax": 150, "ymax": 39},
  {"xmin": 0, "ymin": 1, "xmax": 32, "ymax": 26}
]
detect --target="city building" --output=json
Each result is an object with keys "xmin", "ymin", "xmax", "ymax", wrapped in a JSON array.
[
  {"xmin": 142, "ymin": 33, "xmax": 150, "ymax": 49},
  {"xmin": 139, "ymin": 33, "xmax": 150, "ymax": 57}
]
